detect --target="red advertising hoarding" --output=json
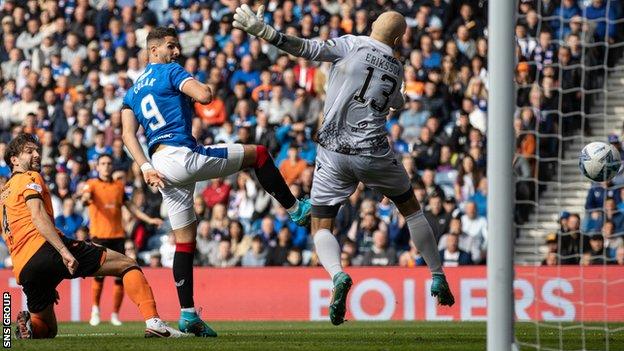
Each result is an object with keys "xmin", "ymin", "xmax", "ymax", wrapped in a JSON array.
[{"xmin": 1, "ymin": 266, "xmax": 622, "ymax": 322}]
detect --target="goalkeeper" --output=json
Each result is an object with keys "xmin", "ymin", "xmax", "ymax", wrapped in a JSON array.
[{"xmin": 233, "ymin": 5, "xmax": 455, "ymax": 326}]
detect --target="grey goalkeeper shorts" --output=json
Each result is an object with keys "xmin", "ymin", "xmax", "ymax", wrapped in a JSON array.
[{"xmin": 311, "ymin": 145, "xmax": 412, "ymax": 206}]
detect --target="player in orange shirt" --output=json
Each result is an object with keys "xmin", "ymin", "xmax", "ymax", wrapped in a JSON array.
[
  {"xmin": 2, "ymin": 134, "xmax": 186, "ymax": 339},
  {"xmin": 82, "ymin": 154, "xmax": 163, "ymax": 327}
]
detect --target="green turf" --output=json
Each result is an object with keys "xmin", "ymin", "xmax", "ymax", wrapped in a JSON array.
[{"xmin": 10, "ymin": 321, "xmax": 624, "ymax": 350}]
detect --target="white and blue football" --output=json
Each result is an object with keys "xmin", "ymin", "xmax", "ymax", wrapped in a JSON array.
[{"xmin": 579, "ymin": 141, "xmax": 622, "ymax": 182}]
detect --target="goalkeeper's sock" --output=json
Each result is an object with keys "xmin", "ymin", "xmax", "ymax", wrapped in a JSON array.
[
  {"xmin": 92, "ymin": 277, "xmax": 104, "ymax": 307},
  {"xmin": 112, "ymin": 279, "xmax": 124, "ymax": 313},
  {"xmin": 252, "ymin": 145, "xmax": 296, "ymax": 209},
  {"xmin": 122, "ymin": 267, "xmax": 158, "ymax": 320},
  {"xmin": 313, "ymin": 229, "xmax": 343, "ymax": 279},
  {"xmin": 405, "ymin": 210, "xmax": 443, "ymax": 275},
  {"xmin": 173, "ymin": 242, "xmax": 195, "ymax": 309}
]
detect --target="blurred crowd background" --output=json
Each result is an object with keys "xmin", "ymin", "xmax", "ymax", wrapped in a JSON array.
[{"xmin": 0, "ymin": 0, "xmax": 621, "ymax": 268}]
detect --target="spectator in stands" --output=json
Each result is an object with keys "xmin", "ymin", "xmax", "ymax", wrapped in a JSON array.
[
  {"xmin": 425, "ymin": 192, "xmax": 451, "ymax": 240},
  {"xmin": 581, "ymin": 234, "xmax": 608, "ymax": 265},
  {"xmin": 439, "ymin": 217, "xmax": 482, "ymax": 263},
  {"xmin": 616, "ymin": 246, "xmax": 624, "ymax": 265},
  {"xmin": 559, "ymin": 213, "xmax": 587, "ymax": 264},
  {"xmin": 195, "ymin": 220, "xmax": 216, "ymax": 266},
  {"xmin": 266, "ymin": 227, "xmax": 293, "ymax": 266},
  {"xmin": 361, "ymin": 230, "xmax": 397, "ymax": 266},
  {"xmin": 209, "ymin": 239, "xmax": 240, "ymax": 268},
  {"xmin": 461, "ymin": 201, "xmax": 487, "ymax": 262},
  {"xmin": 54, "ymin": 197, "xmax": 83, "ymax": 239},
  {"xmin": 279, "ymin": 145, "xmax": 307, "ymax": 185},
  {"xmin": 439, "ymin": 232, "xmax": 472, "ymax": 266},
  {"xmin": 202, "ymin": 178, "xmax": 231, "ymax": 209},
  {"xmin": 241, "ymin": 235, "xmax": 267, "ymax": 267}
]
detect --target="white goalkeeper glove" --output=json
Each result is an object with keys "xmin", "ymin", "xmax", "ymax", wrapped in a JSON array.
[{"xmin": 232, "ymin": 4, "xmax": 278, "ymax": 42}]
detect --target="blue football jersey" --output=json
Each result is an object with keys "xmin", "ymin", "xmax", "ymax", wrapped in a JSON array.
[{"xmin": 123, "ymin": 62, "xmax": 197, "ymax": 154}]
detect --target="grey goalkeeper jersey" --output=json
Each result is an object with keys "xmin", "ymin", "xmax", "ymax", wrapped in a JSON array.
[{"xmin": 297, "ymin": 35, "xmax": 404, "ymax": 156}]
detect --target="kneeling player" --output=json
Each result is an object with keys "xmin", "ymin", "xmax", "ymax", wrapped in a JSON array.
[{"xmin": 2, "ymin": 134, "xmax": 186, "ymax": 339}]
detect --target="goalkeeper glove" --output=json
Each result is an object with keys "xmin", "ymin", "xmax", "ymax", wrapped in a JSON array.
[{"xmin": 232, "ymin": 4, "xmax": 278, "ymax": 42}]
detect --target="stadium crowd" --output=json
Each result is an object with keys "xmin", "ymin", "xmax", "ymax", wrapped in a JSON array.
[{"xmin": 0, "ymin": 0, "xmax": 620, "ymax": 268}]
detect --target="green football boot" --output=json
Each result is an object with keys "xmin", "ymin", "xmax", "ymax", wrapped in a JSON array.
[
  {"xmin": 329, "ymin": 272, "xmax": 353, "ymax": 326},
  {"xmin": 430, "ymin": 273, "xmax": 455, "ymax": 306},
  {"xmin": 178, "ymin": 311, "xmax": 218, "ymax": 337}
]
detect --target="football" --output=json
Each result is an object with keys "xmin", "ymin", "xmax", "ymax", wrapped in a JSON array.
[{"xmin": 579, "ymin": 141, "xmax": 622, "ymax": 182}]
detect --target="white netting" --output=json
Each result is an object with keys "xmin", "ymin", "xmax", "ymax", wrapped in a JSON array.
[{"xmin": 513, "ymin": 0, "xmax": 624, "ymax": 350}]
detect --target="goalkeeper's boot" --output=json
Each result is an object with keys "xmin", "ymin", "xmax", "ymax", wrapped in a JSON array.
[
  {"xmin": 431, "ymin": 273, "xmax": 455, "ymax": 306},
  {"xmin": 145, "ymin": 318, "xmax": 191, "ymax": 338},
  {"xmin": 178, "ymin": 311, "xmax": 217, "ymax": 337},
  {"xmin": 329, "ymin": 272, "xmax": 353, "ymax": 326},
  {"xmin": 15, "ymin": 311, "xmax": 33, "ymax": 339},
  {"xmin": 289, "ymin": 198, "xmax": 311, "ymax": 226}
]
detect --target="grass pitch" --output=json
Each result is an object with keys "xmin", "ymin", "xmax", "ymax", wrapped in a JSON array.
[{"xmin": 11, "ymin": 321, "xmax": 624, "ymax": 350}]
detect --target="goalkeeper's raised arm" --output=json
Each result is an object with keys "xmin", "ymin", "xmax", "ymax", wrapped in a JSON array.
[{"xmin": 232, "ymin": 4, "xmax": 353, "ymax": 63}]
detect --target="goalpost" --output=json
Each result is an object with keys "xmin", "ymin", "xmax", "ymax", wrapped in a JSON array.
[
  {"xmin": 486, "ymin": 0, "xmax": 515, "ymax": 350},
  {"xmin": 489, "ymin": 0, "xmax": 624, "ymax": 350}
]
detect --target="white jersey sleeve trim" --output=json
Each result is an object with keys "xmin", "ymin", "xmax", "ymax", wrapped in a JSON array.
[{"xmin": 178, "ymin": 77, "xmax": 194, "ymax": 92}]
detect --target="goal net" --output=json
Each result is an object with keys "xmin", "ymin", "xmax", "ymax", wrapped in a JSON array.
[{"xmin": 513, "ymin": 0, "xmax": 624, "ymax": 350}]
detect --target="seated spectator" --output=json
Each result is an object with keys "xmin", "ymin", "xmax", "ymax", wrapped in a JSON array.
[
  {"xmin": 258, "ymin": 84, "xmax": 294, "ymax": 125},
  {"xmin": 469, "ymin": 177, "xmax": 488, "ymax": 218},
  {"xmin": 194, "ymin": 86, "xmax": 227, "ymax": 126},
  {"xmin": 148, "ymin": 252, "xmax": 163, "ymax": 268},
  {"xmin": 411, "ymin": 126, "xmax": 441, "ymax": 170},
  {"xmin": 195, "ymin": 220, "xmax": 217, "ymax": 266},
  {"xmin": 438, "ymin": 217, "xmax": 482, "ymax": 263},
  {"xmin": 616, "ymin": 246, "xmax": 624, "ymax": 265},
  {"xmin": 389, "ymin": 124, "xmax": 410, "ymax": 155},
  {"xmin": 267, "ymin": 227, "xmax": 293, "ymax": 266},
  {"xmin": 229, "ymin": 55, "xmax": 261, "ymax": 93},
  {"xmin": 602, "ymin": 221, "xmax": 623, "ymax": 259},
  {"xmin": 209, "ymin": 238, "xmax": 240, "ymax": 267},
  {"xmin": 361, "ymin": 230, "xmax": 397, "ymax": 266},
  {"xmin": 558, "ymin": 213, "xmax": 587, "ymax": 264},
  {"xmin": 439, "ymin": 232, "xmax": 472, "ymax": 266},
  {"xmin": 202, "ymin": 178, "xmax": 231, "ymax": 209},
  {"xmin": 159, "ymin": 232, "xmax": 176, "ymax": 268},
  {"xmin": 241, "ymin": 235, "xmax": 267, "ymax": 267},
  {"xmin": 585, "ymin": 181, "xmax": 621, "ymax": 212},
  {"xmin": 581, "ymin": 234, "xmax": 608, "ymax": 265},
  {"xmin": 425, "ymin": 193, "xmax": 451, "ymax": 241},
  {"xmin": 251, "ymin": 70, "xmax": 273, "ymax": 103},
  {"xmin": 286, "ymin": 248, "xmax": 303, "ymax": 266},
  {"xmin": 460, "ymin": 201, "xmax": 487, "ymax": 262},
  {"xmin": 54, "ymin": 198, "xmax": 83, "ymax": 239},
  {"xmin": 398, "ymin": 95, "xmax": 429, "ymax": 142},
  {"xmin": 542, "ymin": 252, "xmax": 559, "ymax": 266},
  {"xmin": 228, "ymin": 220, "xmax": 252, "ymax": 259},
  {"xmin": 255, "ymin": 216, "xmax": 278, "ymax": 248},
  {"xmin": 279, "ymin": 145, "xmax": 307, "ymax": 185},
  {"xmin": 455, "ymin": 155, "xmax": 482, "ymax": 204}
]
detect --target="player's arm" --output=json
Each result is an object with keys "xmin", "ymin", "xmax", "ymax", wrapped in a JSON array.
[
  {"xmin": 233, "ymin": 4, "xmax": 352, "ymax": 62},
  {"xmin": 26, "ymin": 197, "xmax": 78, "ymax": 275},
  {"xmin": 180, "ymin": 79, "xmax": 213, "ymax": 105},
  {"xmin": 121, "ymin": 107, "xmax": 165, "ymax": 189},
  {"xmin": 123, "ymin": 200, "xmax": 163, "ymax": 227}
]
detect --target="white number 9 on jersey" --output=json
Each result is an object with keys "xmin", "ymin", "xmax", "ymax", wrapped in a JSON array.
[{"xmin": 141, "ymin": 94, "xmax": 166, "ymax": 131}]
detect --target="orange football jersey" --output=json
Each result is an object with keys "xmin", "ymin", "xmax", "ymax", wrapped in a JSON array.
[
  {"xmin": 1, "ymin": 171, "xmax": 60, "ymax": 283},
  {"xmin": 83, "ymin": 179, "xmax": 126, "ymax": 239}
]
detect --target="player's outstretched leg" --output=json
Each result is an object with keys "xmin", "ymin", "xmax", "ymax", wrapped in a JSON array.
[
  {"xmin": 394, "ymin": 191, "xmax": 455, "ymax": 306},
  {"xmin": 312, "ymin": 215, "xmax": 352, "ymax": 325},
  {"xmin": 241, "ymin": 145, "xmax": 311, "ymax": 225},
  {"xmin": 95, "ymin": 249, "xmax": 191, "ymax": 338}
]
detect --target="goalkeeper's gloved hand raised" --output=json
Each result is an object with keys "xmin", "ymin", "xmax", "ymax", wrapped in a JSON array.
[{"xmin": 232, "ymin": 4, "xmax": 278, "ymax": 42}]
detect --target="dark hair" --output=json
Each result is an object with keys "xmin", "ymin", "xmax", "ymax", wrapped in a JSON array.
[
  {"xmin": 5, "ymin": 133, "xmax": 39, "ymax": 171},
  {"xmin": 146, "ymin": 27, "xmax": 178, "ymax": 46},
  {"xmin": 97, "ymin": 153, "xmax": 113, "ymax": 162}
]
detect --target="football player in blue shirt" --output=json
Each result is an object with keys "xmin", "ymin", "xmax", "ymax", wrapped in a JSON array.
[{"xmin": 121, "ymin": 27, "xmax": 311, "ymax": 337}]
